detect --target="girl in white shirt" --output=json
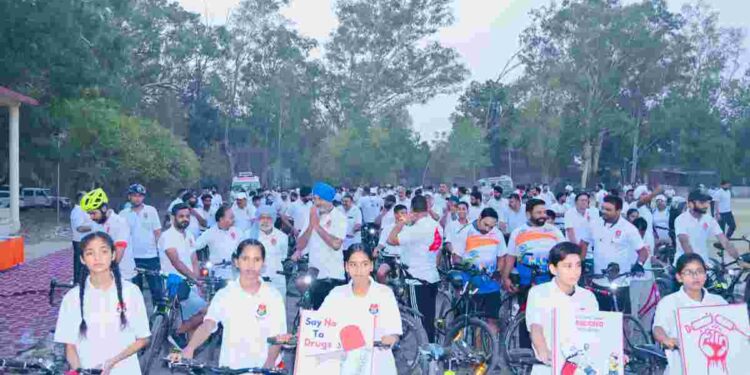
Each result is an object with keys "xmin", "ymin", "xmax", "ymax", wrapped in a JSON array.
[
  {"xmin": 525, "ymin": 242, "xmax": 599, "ymax": 375},
  {"xmin": 54, "ymin": 232, "xmax": 150, "ymax": 375},
  {"xmin": 653, "ymin": 253, "xmax": 727, "ymax": 375},
  {"xmin": 319, "ymin": 244, "xmax": 403, "ymax": 375},
  {"xmin": 170, "ymin": 239, "xmax": 287, "ymax": 370}
]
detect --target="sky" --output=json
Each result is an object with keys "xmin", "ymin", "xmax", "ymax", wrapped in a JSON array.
[{"xmin": 177, "ymin": 0, "xmax": 750, "ymax": 141}]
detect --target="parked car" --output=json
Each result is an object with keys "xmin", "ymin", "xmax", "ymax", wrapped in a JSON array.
[
  {"xmin": 0, "ymin": 189, "xmax": 25, "ymax": 209},
  {"xmin": 21, "ymin": 187, "xmax": 54, "ymax": 208},
  {"xmin": 42, "ymin": 188, "xmax": 71, "ymax": 209}
]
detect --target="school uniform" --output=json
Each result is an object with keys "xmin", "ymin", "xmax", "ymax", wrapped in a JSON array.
[
  {"xmin": 54, "ymin": 278, "xmax": 150, "ymax": 375},
  {"xmin": 525, "ymin": 279, "xmax": 599, "ymax": 375},
  {"xmin": 653, "ymin": 287, "xmax": 727, "ymax": 375},
  {"xmin": 319, "ymin": 278, "xmax": 403, "ymax": 375},
  {"xmin": 204, "ymin": 279, "xmax": 287, "ymax": 369}
]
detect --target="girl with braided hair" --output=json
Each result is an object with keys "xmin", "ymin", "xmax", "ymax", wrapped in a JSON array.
[{"xmin": 54, "ymin": 232, "xmax": 150, "ymax": 374}]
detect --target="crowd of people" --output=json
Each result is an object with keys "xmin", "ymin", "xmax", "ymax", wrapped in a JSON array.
[{"xmin": 58, "ymin": 179, "xmax": 748, "ymax": 375}]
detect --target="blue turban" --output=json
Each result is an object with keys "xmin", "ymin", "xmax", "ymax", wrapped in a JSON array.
[{"xmin": 312, "ymin": 182, "xmax": 336, "ymax": 202}]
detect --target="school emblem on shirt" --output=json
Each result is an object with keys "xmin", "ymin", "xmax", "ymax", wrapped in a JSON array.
[
  {"xmin": 256, "ymin": 304, "xmax": 267, "ymax": 318},
  {"xmin": 369, "ymin": 304, "xmax": 379, "ymax": 315}
]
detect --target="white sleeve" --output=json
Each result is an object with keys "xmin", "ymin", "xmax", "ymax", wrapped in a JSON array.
[
  {"xmin": 53, "ymin": 290, "xmax": 80, "ymax": 345},
  {"xmin": 71, "ymin": 210, "xmax": 86, "ymax": 230},
  {"xmin": 496, "ymin": 233, "xmax": 508, "ymax": 257},
  {"xmin": 674, "ymin": 216, "xmax": 687, "ymax": 236},
  {"xmin": 563, "ymin": 210, "xmax": 574, "ymax": 229},
  {"xmin": 379, "ymin": 288, "xmax": 403, "ymax": 336},
  {"xmin": 525, "ymin": 286, "xmax": 544, "ymax": 330},
  {"xmin": 194, "ymin": 229, "xmax": 212, "ymax": 250},
  {"xmin": 354, "ymin": 209, "xmax": 362, "ymax": 226},
  {"xmin": 397, "ymin": 226, "xmax": 418, "ymax": 246},
  {"xmin": 652, "ymin": 296, "xmax": 673, "ymax": 332},
  {"xmin": 507, "ymin": 229, "xmax": 519, "ymax": 256},
  {"xmin": 451, "ymin": 226, "xmax": 469, "ymax": 256},
  {"xmin": 149, "ymin": 207, "xmax": 161, "ymax": 231},
  {"xmin": 205, "ymin": 290, "xmax": 227, "ymax": 332},
  {"xmin": 270, "ymin": 291, "xmax": 287, "ymax": 337},
  {"xmin": 329, "ymin": 215, "xmax": 347, "ymax": 241},
  {"xmin": 129, "ymin": 286, "xmax": 151, "ymax": 339},
  {"xmin": 709, "ymin": 217, "xmax": 723, "ymax": 236}
]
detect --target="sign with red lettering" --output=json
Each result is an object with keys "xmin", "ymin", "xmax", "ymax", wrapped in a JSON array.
[
  {"xmin": 553, "ymin": 309, "xmax": 624, "ymax": 375},
  {"xmin": 677, "ymin": 304, "xmax": 750, "ymax": 375},
  {"xmin": 294, "ymin": 309, "xmax": 376, "ymax": 375}
]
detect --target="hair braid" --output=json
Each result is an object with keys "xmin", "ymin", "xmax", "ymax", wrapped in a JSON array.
[
  {"xmin": 78, "ymin": 266, "xmax": 89, "ymax": 338},
  {"xmin": 112, "ymin": 262, "xmax": 128, "ymax": 329}
]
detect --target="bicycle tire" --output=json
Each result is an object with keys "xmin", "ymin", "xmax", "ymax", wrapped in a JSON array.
[
  {"xmin": 140, "ymin": 314, "xmax": 166, "ymax": 375},
  {"xmin": 434, "ymin": 289, "xmax": 454, "ymax": 343},
  {"xmin": 393, "ymin": 310, "xmax": 428, "ymax": 375},
  {"xmin": 443, "ymin": 316, "xmax": 500, "ymax": 373},
  {"xmin": 502, "ymin": 312, "xmax": 535, "ymax": 375},
  {"xmin": 623, "ymin": 314, "xmax": 657, "ymax": 374}
]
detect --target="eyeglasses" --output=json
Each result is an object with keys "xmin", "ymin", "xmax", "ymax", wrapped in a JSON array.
[
  {"xmin": 347, "ymin": 261, "xmax": 372, "ymax": 269},
  {"xmin": 681, "ymin": 269, "xmax": 706, "ymax": 278}
]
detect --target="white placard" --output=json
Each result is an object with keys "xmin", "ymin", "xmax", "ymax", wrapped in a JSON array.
[{"xmin": 553, "ymin": 309, "xmax": 625, "ymax": 375}]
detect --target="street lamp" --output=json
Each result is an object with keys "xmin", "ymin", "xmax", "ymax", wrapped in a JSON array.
[{"xmin": 53, "ymin": 132, "xmax": 67, "ymax": 226}]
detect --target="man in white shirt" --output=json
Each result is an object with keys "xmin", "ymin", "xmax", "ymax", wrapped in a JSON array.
[
  {"xmin": 395, "ymin": 186, "xmax": 411, "ymax": 210},
  {"xmin": 374, "ymin": 204, "xmax": 408, "ymax": 283},
  {"xmin": 231, "ymin": 192, "xmax": 255, "ymax": 234},
  {"xmin": 714, "ymin": 180, "xmax": 736, "ymax": 238},
  {"xmin": 468, "ymin": 191, "xmax": 485, "ymax": 222},
  {"xmin": 210, "ymin": 186, "xmax": 223, "ymax": 211},
  {"xmin": 431, "ymin": 184, "xmax": 449, "ymax": 217},
  {"xmin": 564, "ymin": 192, "xmax": 596, "ymax": 260},
  {"xmin": 675, "ymin": 190, "xmax": 740, "ymax": 264},
  {"xmin": 387, "ymin": 195, "xmax": 443, "ymax": 342},
  {"xmin": 194, "ymin": 206, "xmax": 243, "ymax": 279},
  {"xmin": 341, "ymin": 194, "xmax": 363, "ymax": 250},
  {"xmin": 549, "ymin": 192, "xmax": 567, "ymax": 229},
  {"xmin": 120, "ymin": 183, "xmax": 163, "ymax": 305},
  {"xmin": 357, "ymin": 187, "xmax": 382, "ymax": 225},
  {"xmin": 70, "ymin": 191, "xmax": 95, "ymax": 284},
  {"xmin": 198, "ymin": 193, "xmax": 217, "ymax": 230},
  {"xmin": 487, "ymin": 186, "xmax": 508, "ymax": 220},
  {"xmin": 288, "ymin": 186, "xmax": 313, "ymax": 238},
  {"xmin": 564, "ymin": 185, "xmax": 576, "ymax": 209},
  {"xmin": 256, "ymin": 206, "xmax": 289, "ymax": 298},
  {"xmin": 501, "ymin": 193, "xmax": 526, "ymax": 236},
  {"xmin": 291, "ymin": 182, "xmax": 348, "ymax": 308},
  {"xmin": 182, "ymin": 191, "xmax": 207, "ymax": 239},
  {"xmin": 159, "ymin": 203, "xmax": 207, "ymax": 338},
  {"xmin": 444, "ymin": 201, "xmax": 471, "ymax": 255},
  {"xmin": 540, "ymin": 184, "xmax": 556, "ymax": 206},
  {"xmin": 588, "ymin": 195, "xmax": 649, "ymax": 313},
  {"xmin": 594, "ymin": 183, "xmax": 608, "ymax": 208}
]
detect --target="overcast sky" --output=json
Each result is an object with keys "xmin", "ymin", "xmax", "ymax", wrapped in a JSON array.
[{"xmin": 177, "ymin": 0, "xmax": 750, "ymax": 141}]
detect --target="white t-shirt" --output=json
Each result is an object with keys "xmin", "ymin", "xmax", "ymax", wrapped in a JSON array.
[
  {"xmin": 378, "ymin": 223, "xmax": 403, "ymax": 256},
  {"xmin": 186, "ymin": 208, "xmax": 205, "ymax": 239},
  {"xmin": 211, "ymin": 193, "xmax": 223, "ymax": 210},
  {"xmin": 120, "ymin": 205, "xmax": 161, "ymax": 259},
  {"xmin": 396, "ymin": 197, "xmax": 411, "ymax": 210},
  {"xmin": 431, "ymin": 195, "xmax": 448, "ymax": 218},
  {"xmin": 103, "ymin": 212, "xmax": 136, "ymax": 280},
  {"xmin": 257, "ymin": 228, "xmax": 289, "ymax": 279},
  {"xmin": 302, "ymin": 208, "xmax": 348, "ymax": 280},
  {"xmin": 506, "ymin": 224, "xmax": 565, "ymax": 262},
  {"xmin": 713, "ymin": 188, "xmax": 732, "ymax": 213},
  {"xmin": 70, "ymin": 205, "xmax": 94, "ymax": 242},
  {"xmin": 319, "ymin": 279, "xmax": 403, "ymax": 375},
  {"xmin": 595, "ymin": 189, "xmax": 608, "ymax": 207},
  {"xmin": 199, "ymin": 207, "xmax": 217, "ymax": 230},
  {"xmin": 358, "ymin": 195, "xmax": 383, "ymax": 224},
  {"xmin": 232, "ymin": 203, "xmax": 255, "ymax": 234},
  {"xmin": 396, "ymin": 217, "xmax": 443, "ymax": 284},
  {"xmin": 673, "ymin": 212, "xmax": 723, "ymax": 264},
  {"xmin": 444, "ymin": 219, "xmax": 471, "ymax": 248},
  {"xmin": 205, "ymin": 280, "xmax": 286, "ymax": 369},
  {"xmin": 653, "ymin": 208, "xmax": 670, "ymax": 240},
  {"xmin": 590, "ymin": 218, "xmax": 645, "ymax": 281},
  {"xmin": 502, "ymin": 205, "xmax": 527, "ymax": 234},
  {"xmin": 487, "ymin": 197, "xmax": 509, "ymax": 217},
  {"xmin": 54, "ymin": 279, "xmax": 150, "ymax": 375},
  {"xmin": 157, "ymin": 227, "xmax": 196, "ymax": 279},
  {"xmin": 549, "ymin": 202, "xmax": 567, "ymax": 227},
  {"xmin": 290, "ymin": 200, "xmax": 314, "ymax": 232},
  {"xmin": 343, "ymin": 206, "xmax": 363, "ymax": 249},
  {"xmin": 468, "ymin": 204, "xmax": 485, "ymax": 222},
  {"xmin": 194, "ymin": 225, "xmax": 243, "ymax": 279},
  {"xmin": 451, "ymin": 223, "xmax": 506, "ymax": 274},
  {"xmin": 653, "ymin": 288, "xmax": 727, "ymax": 375},
  {"xmin": 525, "ymin": 279, "xmax": 599, "ymax": 375},
  {"xmin": 564, "ymin": 207, "xmax": 597, "ymax": 246}
]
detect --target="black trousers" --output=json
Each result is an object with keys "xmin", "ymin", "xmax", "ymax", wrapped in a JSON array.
[
  {"xmin": 719, "ymin": 212, "xmax": 737, "ymax": 239},
  {"xmin": 409, "ymin": 282, "xmax": 438, "ymax": 342},
  {"xmin": 310, "ymin": 278, "xmax": 347, "ymax": 310},
  {"xmin": 132, "ymin": 257, "xmax": 165, "ymax": 306},
  {"xmin": 72, "ymin": 241, "xmax": 83, "ymax": 284}
]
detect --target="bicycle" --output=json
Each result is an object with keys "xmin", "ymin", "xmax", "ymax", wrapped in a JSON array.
[
  {"xmin": 432, "ymin": 264, "xmax": 500, "ymax": 374},
  {"xmin": 48, "ymin": 278, "xmax": 76, "ymax": 305},
  {"xmin": 0, "ymin": 358, "xmax": 103, "ymax": 374},
  {"xmin": 584, "ymin": 264, "xmax": 661, "ymax": 374},
  {"xmin": 164, "ymin": 358, "xmax": 285, "ymax": 374},
  {"xmin": 376, "ymin": 254, "xmax": 430, "ymax": 374},
  {"xmin": 710, "ymin": 236, "xmax": 750, "ymax": 305}
]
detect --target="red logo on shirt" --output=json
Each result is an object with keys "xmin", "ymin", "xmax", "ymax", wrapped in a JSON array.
[
  {"xmin": 230, "ymin": 231, "xmax": 237, "ymax": 240},
  {"xmin": 615, "ymin": 230, "xmax": 622, "ymax": 238},
  {"xmin": 256, "ymin": 304, "xmax": 267, "ymax": 318},
  {"xmin": 703, "ymin": 222, "xmax": 709, "ymax": 230},
  {"xmin": 271, "ymin": 237, "xmax": 277, "ymax": 246},
  {"xmin": 429, "ymin": 228, "xmax": 442, "ymax": 252},
  {"xmin": 369, "ymin": 304, "xmax": 379, "ymax": 315}
]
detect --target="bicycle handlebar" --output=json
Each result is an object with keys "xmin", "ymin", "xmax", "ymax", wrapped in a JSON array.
[{"xmin": 164, "ymin": 358, "xmax": 285, "ymax": 374}]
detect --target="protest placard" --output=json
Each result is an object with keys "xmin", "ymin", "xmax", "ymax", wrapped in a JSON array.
[
  {"xmin": 294, "ymin": 309, "xmax": 376, "ymax": 375},
  {"xmin": 553, "ymin": 309, "xmax": 624, "ymax": 375},
  {"xmin": 676, "ymin": 303, "xmax": 750, "ymax": 375}
]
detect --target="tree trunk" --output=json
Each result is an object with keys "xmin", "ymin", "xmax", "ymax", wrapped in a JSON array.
[
  {"xmin": 591, "ymin": 130, "xmax": 606, "ymax": 184},
  {"xmin": 630, "ymin": 118, "xmax": 640, "ymax": 184},
  {"xmin": 581, "ymin": 139, "xmax": 592, "ymax": 188}
]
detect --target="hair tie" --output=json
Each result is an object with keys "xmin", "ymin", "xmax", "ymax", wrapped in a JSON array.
[{"xmin": 116, "ymin": 302, "xmax": 127, "ymax": 313}]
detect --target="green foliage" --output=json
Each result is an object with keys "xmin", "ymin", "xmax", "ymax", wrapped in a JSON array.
[{"xmin": 52, "ymin": 98, "xmax": 199, "ymax": 193}]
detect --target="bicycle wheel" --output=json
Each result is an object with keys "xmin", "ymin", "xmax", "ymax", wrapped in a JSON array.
[
  {"xmin": 502, "ymin": 312, "xmax": 535, "ymax": 375},
  {"xmin": 443, "ymin": 317, "xmax": 499, "ymax": 374},
  {"xmin": 140, "ymin": 314, "xmax": 166, "ymax": 375},
  {"xmin": 623, "ymin": 314, "xmax": 655, "ymax": 374},
  {"xmin": 393, "ymin": 310, "xmax": 428, "ymax": 375},
  {"xmin": 434, "ymin": 289, "xmax": 454, "ymax": 343},
  {"xmin": 497, "ymin": 293, "xmax": 518, "ymax": 335}
]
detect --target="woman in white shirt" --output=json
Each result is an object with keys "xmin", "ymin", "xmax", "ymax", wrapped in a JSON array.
[
  {"xmin": 319, "ymin": 244, "xmax": 403, "ymax": 375},
  {"xmin": 54, "ymin": 232, "xmax": 150, "ymax": 375},
  {"xmin": 653, "ymin": 253, "xmax": 727, "ymax": 375},
  {"xmin": 525, "ymin": 242, "xmax": 599, "ymax": 375},
  {"xmin": 169, "ymin": 239, "xmax": 287, "ymax": 370}
]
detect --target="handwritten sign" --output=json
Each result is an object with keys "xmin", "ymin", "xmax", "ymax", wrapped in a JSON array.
[
  {"xmin": 677, "ymin": 304, "xmax": 750, "ymax": 375},
  {"xmin": 294, "ymin": 309, "xmax": 376, "ymax": 375},
  {"xmin": 553, "ymin": 309, "xmax": 624, "ymax": 375}
]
